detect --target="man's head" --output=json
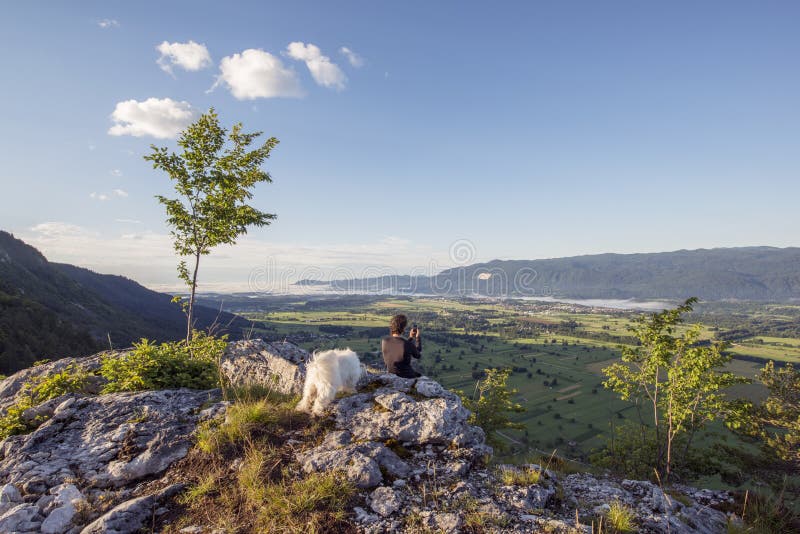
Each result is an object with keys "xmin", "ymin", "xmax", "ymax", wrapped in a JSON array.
[{"xmin": 390, "ymin": 314, "xmax": 408, "ymax": 335}]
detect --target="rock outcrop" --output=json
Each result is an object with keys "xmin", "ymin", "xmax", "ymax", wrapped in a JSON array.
[
  {"xmin": 0, "ymin": 340, "xmax": 738, "ymax": 533},
  {"xmin": 219, "ymin": 339, "xmax": 308, "ymax": 395},
  {"xmin": 297, "ymin": 373, "xmax": 490, "ymax": 490},
  {"xmin": 0, "ymin": 388, "xmax": 219, "ymax": 533}
]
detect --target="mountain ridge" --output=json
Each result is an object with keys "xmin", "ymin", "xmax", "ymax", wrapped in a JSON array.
[{"xmin": 315, "ymin": 246, "xmax": 800, "ymax": 301}]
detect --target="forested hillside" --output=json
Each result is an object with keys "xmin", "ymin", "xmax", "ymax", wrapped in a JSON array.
[{"xmin": 0, "ymin": 231, "xmax": 250, "ymax": 373}]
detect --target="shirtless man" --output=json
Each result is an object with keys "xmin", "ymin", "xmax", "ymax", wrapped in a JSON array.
[{"xmin": 381, "ymin": 314, "xmax": 422, "ymax": 378}]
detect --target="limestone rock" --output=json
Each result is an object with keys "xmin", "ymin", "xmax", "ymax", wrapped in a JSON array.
[
  {"xmin": 297, "ymin": 373, "xmax": 490, "ymax": 489},
  {"xmin": 40, "ymin": 483, "xmax": 84, "ymax": 533},
  {"xmin": 334, "ymin": 375, "xmax": 489, "ymax": 450},
  {"xmin": 369, "ymin": 486, "xmax": 401, "ymax": 517},
  {"xmin": 219, "ymin": 339, "xmax": 309, "ymax": 394},
  {"xmin": 414, "ymin": 511, "xmax": 461, "ymax": 533},
  {"xmin": 298, "ymin": 440, "xmax": 410, "ymax": 489},
  {"xmin": 0, "ymin": 503, "xmax": 41, "ymax": 532},
  {"xmin": 80, "ymin": 483, "xmax": 184, "ymax": 534},
  {"xmin": 0, "ymin": 389, "xmax": 217, "ymax": 494},
  {"xmin": 0, "ymin": 483, "xmax": 21, "ymax": 504}
]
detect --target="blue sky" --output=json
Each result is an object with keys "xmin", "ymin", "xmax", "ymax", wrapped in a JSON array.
[{"xmin": 1, "ymin": 1, "xmax": 798, "ymax": 290}]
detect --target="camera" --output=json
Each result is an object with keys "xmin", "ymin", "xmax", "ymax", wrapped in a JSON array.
[{"xmin": 412, "ymin": 323, "xmax": 418, "ymax": 329}]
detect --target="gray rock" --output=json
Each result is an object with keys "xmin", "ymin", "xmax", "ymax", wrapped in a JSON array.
[
  {"xmin": 0, "ymin": 503, "xmax": 40, "ymax": 532},
  {"xmin": 353, "ymin": 506, "xmax": 379, "ymax": 525},
  {"xmin": 298, "ymin": 442, "xmax": 410, "ymax": 488},
  {"xmin": 559, "ymin": 473, "xmax": 729, "ymax": 534},
  {"xmin": 369, "ymin": 486, "xmax": 401, "ymax": 517},
  {"xmin": 415, "ymin": 511, "xmax": 461, "ymax": 533},
  {"xmin": 413, "ymin": 377, "xmax": 445, "ymax": 397},
  {"xmin": 80, "ymin": 483, "xmax": 184, "ymax": 534},
  {"xmin": 41, "ymin": 483, "xmax": 85, "ymax": 533},
  {"xmin": 334, "ymin": 376, "xmax": 489, "ymax": 450},
  {"xmin": 0, "ymin": 388, "xmax": 217, "ymax": 528},
  {"xmin": 496, "ymin": 484, "xmax": 556, "ymax": 511},
  {"xmin": 0, "ymin": 483, "xmax": 21, "ymax": 504},
  {"xmin": 219, "ymin": 339, "xmax": 309, "ymax": 394}
]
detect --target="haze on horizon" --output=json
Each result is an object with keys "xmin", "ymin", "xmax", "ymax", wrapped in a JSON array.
[{"xmin": 1, "ymin": 2, "xmax": 798, "ymax": 291}]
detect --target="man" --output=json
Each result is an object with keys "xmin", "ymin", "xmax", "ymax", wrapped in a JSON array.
[{"xmin": 381, "ymin": 314, "xmax": 422, "ymax": 378}]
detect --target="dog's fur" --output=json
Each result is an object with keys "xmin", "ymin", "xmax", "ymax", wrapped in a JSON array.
[{"xmin": 296, "ymin": 348, "xmax": 363, "ymax": 415}]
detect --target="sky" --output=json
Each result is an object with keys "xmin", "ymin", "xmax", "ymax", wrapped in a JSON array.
[{"xmin": 1, "ymin": 1, "xmax": 798, "ymax": 292}]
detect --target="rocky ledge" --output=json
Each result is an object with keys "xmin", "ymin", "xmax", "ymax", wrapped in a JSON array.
[{"xmin": 0, "ymin": 340, "xmax": 738, "ymax": 533}]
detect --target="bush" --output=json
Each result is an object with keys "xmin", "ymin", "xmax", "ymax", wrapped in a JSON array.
[
  {"xmin": 101, "ymin": 332, "xmax": 226, "ymax": 393},
  {"xmin": 460, "ymin": 368, "xmax": 525, "ymax": 449},
  {"xmin": 0, "ymin": 363, "xmax": 92, "ymax": 440}
]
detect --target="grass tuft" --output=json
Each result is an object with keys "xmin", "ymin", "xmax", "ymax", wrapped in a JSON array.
[
  {"xmin": 196, "ymin": 393, "xmax": 298, "ymax": 454},
  {"xmin": 497, "ymin": 464, "xmax": 543, "ymax": 485},
  {"xmin": 605, "ymin": 500, "xmax": 636, "ymax": 533}
]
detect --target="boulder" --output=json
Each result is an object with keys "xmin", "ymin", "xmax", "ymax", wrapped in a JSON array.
[
  {"xmin": 0, "ymin": 503, "xmax": 41, "ymax": 532},
  {"xmin": 219, "ymin": 339, "xmax": 309, "ymax": 394},
  {"xmin": 40, "ymin": 483, "xmax": 85, "ymax": 533},
  {"xmin": 297, "ymin": 373, "xmax": 490, "ymax": 489},
  {"xmin": 80, "ymin": 483, "xmax": 184, "ymax": 534}
]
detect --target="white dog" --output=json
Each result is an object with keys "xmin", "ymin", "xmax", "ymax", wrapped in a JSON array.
[{"xmin": 296, "ymin": 348, "xmax": 363, "ymax": 415}]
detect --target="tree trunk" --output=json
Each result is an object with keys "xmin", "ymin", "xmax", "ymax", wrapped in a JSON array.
[
  {"xmin": 666, "ymin": 415, "xmax": 673, "ymax": 482},
  {"xmin": 186, "ymin": 252, "xmax": 201, "ymax": 345}
]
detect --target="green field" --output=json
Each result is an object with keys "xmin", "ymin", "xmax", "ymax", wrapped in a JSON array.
[{"xmin": 234, "ymin": 295, "xmax": 798, "ymax": 463}]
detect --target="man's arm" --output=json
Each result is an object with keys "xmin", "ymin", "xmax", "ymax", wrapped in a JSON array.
[{"xmin": 406, "ymin": 338, "xmax": 421, "ymax": 359}]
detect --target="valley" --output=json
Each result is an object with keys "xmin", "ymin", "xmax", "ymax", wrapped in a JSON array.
[{"xmin": 201, "ymin": 293, "xmax": 799, "ymax": 473}]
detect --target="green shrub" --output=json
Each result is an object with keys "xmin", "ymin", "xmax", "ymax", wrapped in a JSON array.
[
  {"xmin": 0, "ymin": 404, "xmax": 33, "ymax": 440},
  {"xmin": 0, "ymin": 363, "xmax": 91, "ymax": 440},
  {"xmin": 29, "ymin": 365, "xmax": 92, "ymax": 401},
  {"xmin": 459, "ymin": 367, "xmax": 525, "ymax": 449},
  {"xmin": 101, "ymin": 332, "xmax": 226, "ymax": 393}
]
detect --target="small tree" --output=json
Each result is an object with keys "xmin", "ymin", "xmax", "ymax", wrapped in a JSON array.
[
  {"xmin": 461, "ymin": 367, "xmax": 525, "ymax": 449},
  {"xmin": 602, "ymin": 297, "xmax": 747, "ymax": 481},
  {"xmin": 729, "ymin": 361, "xmax": 799, "ymax": 467},
  {"xmin": 145, "ymin": 109, "xmax": 277, "ymax": 342}
]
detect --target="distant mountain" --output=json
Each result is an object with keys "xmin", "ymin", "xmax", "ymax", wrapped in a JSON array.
[
  {"xmin": 0, "ymin": 231, "xmax": 251, "ymax": 373},
  {"xmin": 323, "ymin": 247, "xmax": 800, "ymax": 302}
]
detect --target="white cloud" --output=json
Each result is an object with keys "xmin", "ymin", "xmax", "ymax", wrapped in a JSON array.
[
  {"xmin": 156, "ymin": 40, "xmax": 212, "ymax": 75},
  {"xmin": 110, "ymin": 169, "xmax": 122, "ymax": 177},
  {"xmin": 113, "ymin": 189, "xmax": 128, "ymax": 197},
  {"xmin": 29, "ymin": 222, "xmax": 88, "ymax": 238},
  {"xmin": 286, "ymin": 42, "xmax": 347, "ymax": 90},
  {"xmin": 108, "ymin": 97, "xmax": 196, "ymax": 139},
  {"xmin": 89, "ymin": 192, "xmax": 109, "ymax": 201},
  {"xmin": 98, "ymin": 19, "xmax": 119, "ymax": 29},
  {"xmin": 214, "ymin": 49, "xmax": 303, "ymax": 100},
  {"xmin": 115, "ymin": 218, "xmax": 141, "ymax": 224},
  {"xmin": 339, "ymin": 46, "xmax": 364, "ymax": 68}
]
